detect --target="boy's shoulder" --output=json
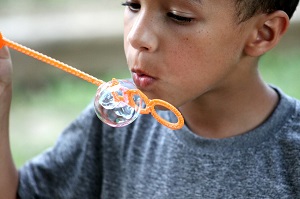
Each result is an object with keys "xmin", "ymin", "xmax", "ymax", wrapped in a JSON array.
[
  {"xmin": 277, "ymin": 87, "xmax": 300, "ymax": 129},
  {"xmin": 274, "ymin": 87, "xmax": 300, "ymax": 150}
]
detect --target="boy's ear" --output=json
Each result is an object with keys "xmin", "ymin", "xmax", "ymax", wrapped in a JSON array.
[{"xmin": 244, "ymin": 11, "xmax": 290, "ymax": 57}]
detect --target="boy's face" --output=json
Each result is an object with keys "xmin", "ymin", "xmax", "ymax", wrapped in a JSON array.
[{"xmin": 124, "ymin": 0, "xmax": 256, "ymax": 107}]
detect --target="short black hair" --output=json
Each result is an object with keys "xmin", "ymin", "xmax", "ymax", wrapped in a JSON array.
[{"xmin": 235, "ymin": 0, "xmax": 299, "ymax": 22}]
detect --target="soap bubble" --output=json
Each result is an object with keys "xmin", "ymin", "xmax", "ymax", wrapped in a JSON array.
[{"xmin": 94, "ymin": 79, "xmax": 142, "ymax": 127}]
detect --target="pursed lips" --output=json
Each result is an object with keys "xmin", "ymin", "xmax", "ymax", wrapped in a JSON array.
[{"xmin": 131, "ymin": 69, "xmax": 156, "ymax": 89}]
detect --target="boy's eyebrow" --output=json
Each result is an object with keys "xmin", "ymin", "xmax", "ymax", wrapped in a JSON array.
[
  {"xmin": 189, "ymin": 0, "xmax": 203, "ymax": 6},
  {"xmin": 191, "ymin": 0, "xmax": 203, "ymax": 4}
]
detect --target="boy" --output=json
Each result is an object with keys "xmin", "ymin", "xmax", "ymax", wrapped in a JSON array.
[{"xmin": 1, "ymin": 0, "xmax": 300, "ymax": 198}]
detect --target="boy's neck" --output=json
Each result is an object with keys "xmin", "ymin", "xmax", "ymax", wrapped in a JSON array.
[{"xmin": 179, "ymin": 77, "xmax": 279, "ymax": 139}]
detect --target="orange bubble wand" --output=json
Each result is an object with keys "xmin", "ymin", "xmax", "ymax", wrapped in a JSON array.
[{"xmin": 0, "ymin": 32, "xmax": 184, "ymax": 130}]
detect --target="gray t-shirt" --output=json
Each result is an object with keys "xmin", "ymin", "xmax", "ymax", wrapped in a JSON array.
[{"xmin": 18, "ymin": 88, "xmax": 300, "ymax": 198}]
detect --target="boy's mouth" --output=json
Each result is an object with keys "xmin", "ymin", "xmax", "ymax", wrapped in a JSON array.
[{"xmin": 132, "ymin": 70, "xmax": 155, "ymax": 89}]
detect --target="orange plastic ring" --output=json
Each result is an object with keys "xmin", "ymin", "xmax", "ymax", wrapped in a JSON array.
[
  {"xmin": 148, "ymin": 99, "xmax": 184, "ymax": 130},
  {"xmin": 127, "ymin": 89, "xmax": 151, "ymax": 114}
]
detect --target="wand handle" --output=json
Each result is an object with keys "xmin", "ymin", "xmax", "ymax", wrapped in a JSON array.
[{"xmin": 0, "ymin": 32, "xmax": 104, "ymax": 86}]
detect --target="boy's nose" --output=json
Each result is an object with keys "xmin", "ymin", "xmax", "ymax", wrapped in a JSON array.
[{"xmin": 126, "ymin": 14, "xmax": 158, "ymax": 53}]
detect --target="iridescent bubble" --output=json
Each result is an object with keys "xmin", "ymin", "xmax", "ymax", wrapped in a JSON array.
[{"xmin": 94, "ymin": 79, "xmax": 142, "ymax": 127}]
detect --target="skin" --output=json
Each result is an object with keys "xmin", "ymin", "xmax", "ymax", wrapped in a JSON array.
[
  {"xmin": 0, "ymin": 0, "xmax": 290, "ymax": 197},
  {"xmin": 123, "ymin": 0, "xmax": 289, "ymax": 138},
  {"xmin": 0, "ymin": 47, "xmax": 18, "ymax": 199}
]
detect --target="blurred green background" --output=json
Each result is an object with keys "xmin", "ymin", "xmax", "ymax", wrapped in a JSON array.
[{"xmin": 0, "ymin": 1, "xmax": 299, "ymax": 168}]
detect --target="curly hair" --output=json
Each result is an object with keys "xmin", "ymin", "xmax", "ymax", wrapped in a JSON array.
[{"xmin": 235, "ymin": 0, "xmax": 299, "ymax": 22}]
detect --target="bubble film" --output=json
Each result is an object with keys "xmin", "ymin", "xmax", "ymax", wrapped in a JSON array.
[{"xmin": 94, "ymin": 79, "xmax": 142, "ymax": 127}]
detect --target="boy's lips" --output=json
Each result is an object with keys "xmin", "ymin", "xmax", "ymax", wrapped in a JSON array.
[{"xmin": 132, "ymin": 70, "xmax": 155, "ymax": 89}]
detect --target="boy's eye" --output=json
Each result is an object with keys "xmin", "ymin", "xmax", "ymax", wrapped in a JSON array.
[
  {"xmin": 122, "ymin": 2, "xmax": 141, "ymax": 12},
  {"xmin": 167, "ymin": 12, "xmax": 193, "ymax": 23}
]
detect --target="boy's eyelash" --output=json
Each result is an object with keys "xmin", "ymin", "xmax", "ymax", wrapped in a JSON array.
[
  {"xmin": 121, "ymin": 2, "xmax": 141, "ymax": 11},
  {"xmin": 167, "ymin": 12, "xmax": 193, "ymax": 23},
  {"xmin": 121, "ymin": 2, "xmax": 193, "ymax": 23}
]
